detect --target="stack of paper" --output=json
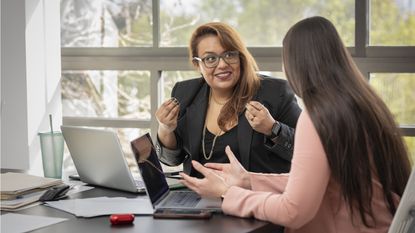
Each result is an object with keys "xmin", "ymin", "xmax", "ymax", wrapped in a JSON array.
[
  {"xmin": 0, "ymin": 190, "xmax": 48, "ymax": 211},
  {"xmin": 1, "ymin": 172, "xmax": 63, "ymax": 211}
]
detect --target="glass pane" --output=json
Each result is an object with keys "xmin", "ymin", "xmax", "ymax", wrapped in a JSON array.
[
  {"xmin": 404, "ymin": 137, "xmax": 415, "ymax": 166},
  {"xmin": 370, "ymin": 0, "xmax": 415, "ymax": 46},
  {"xmin": 161, "ymin": 71, "xmax": 200, "ymax": 100},
  {"xmin": 61, "ymin": 0, "xmax": 152, "ymax": 47},
  {"xmin": 160, "ymin": 0, "xmax": 355, "ymax": 47},
  {"xmin": 258, "ymin": 71, "xmax": 304, "ymax": 109},
  {"xmin": 61, "ymin": 70, "xmax": 151, "ymax": 119},
  {"xmin": 370, "ymin": 73, "xmax": 415, "ymax": 125}
]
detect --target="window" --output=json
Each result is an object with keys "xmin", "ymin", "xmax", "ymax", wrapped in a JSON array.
[
  {"xmin": 370, "ymin": 73, "xmax": 415, "ymax": 163},
  {"xmin": 61, "ymin": 0, "xmax": 415, "ymax": 171},
  {"xmin": 404, "ymin": 137, "xmax": 415, "ymax": 165},
  {"xmin": 161, "ymin": 71, "xmax": 199, "ymax": 100},
  {"xmin": 370, "ymin": 0, "xmax": 415, "ymax": 46},
  {"xmin": 61, "ymin": 0, "xmax": 153, "ymax": 47},
  {"xmin": 160, "ymin": 0, "xmax": 355, "ymax": 46},
  {"xmin": 370, "ymin": 73, "xmax": 415, "ymax": 125},
  {"xmin": 62, "ymin": 70, "xmax": 151, "ymax": 119}
]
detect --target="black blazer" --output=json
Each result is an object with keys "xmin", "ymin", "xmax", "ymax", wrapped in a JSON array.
[{"xmin": 155, "ymin": 75, "xmax": 302, "ymax": 176}]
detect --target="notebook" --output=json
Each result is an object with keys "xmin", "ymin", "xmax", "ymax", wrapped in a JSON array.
[
  {"xmin": 61, "ymin": 126, "xmax": 145, "ymax": 193},
  {"xmin": 131, "ymin": 133, "xmax": 222, "ymax": 212},
  {"xmin": 1, "ymin": 173, "xmax": 62, "ymax": 200}
]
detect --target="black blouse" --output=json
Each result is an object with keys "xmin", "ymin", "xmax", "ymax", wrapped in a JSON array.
[{"xmin": 199, "ymin": 126, "xmax": 240, "ymax": 165}]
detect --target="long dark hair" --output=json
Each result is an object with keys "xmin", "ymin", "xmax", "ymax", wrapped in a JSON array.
[
  {"xmin": 283, "ymin": 16, "xmax": 411, "ymax": 226},
  {"xmin": 189, "ymin": 22, "xmax": 260, "ymax": 131}
]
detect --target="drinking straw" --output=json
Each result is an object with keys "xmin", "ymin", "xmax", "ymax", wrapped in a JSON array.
[
  {"xmin": 49, "ymin": 114, "xmax": 54, "ymax": 134},
  {"xmin": 49, "ymin": 114, "xmax": 58, "ymax": 177}
]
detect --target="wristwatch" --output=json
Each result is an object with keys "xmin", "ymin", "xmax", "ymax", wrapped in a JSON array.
[{"xmin": 271, "ymin": 121, "xmax": 282, "ymax": 138}]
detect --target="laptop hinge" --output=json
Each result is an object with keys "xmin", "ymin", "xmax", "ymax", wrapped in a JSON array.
[{"xmin": 154, "ymin": 189, "xmax": 171, "ymax": 207}]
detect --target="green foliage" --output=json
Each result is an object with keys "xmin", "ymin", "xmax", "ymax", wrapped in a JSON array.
[
  {"xmin": 162, "ymin": 71, "xmax": 199, "ymax": 100},
  {"xmin": 404, "ymin": 137, "xmax": 415, "ymax": 165},
  {"xmin": 371, "ymin": 0, "xmax": 415, "ymax": 45},
  {"xmin": 117, "ymin": 71, "xmax": 151, "ymax": 118},
  {"xmin": 160, "ymin": 0, "xmax": 355, "ymax": 46},
  {"xmin": 370, "ymin": 73, "xmax": 415, "ymax": 163}
]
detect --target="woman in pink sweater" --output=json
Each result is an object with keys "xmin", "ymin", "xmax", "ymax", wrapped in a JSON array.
[{"xmin": 180, "ymin": 16, "xmax": 412, "ymax": 233}]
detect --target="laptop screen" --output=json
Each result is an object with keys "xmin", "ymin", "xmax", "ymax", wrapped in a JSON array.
[{"xmin": 131, "ymin": 133, "xmax": 169, "ymax": 205}]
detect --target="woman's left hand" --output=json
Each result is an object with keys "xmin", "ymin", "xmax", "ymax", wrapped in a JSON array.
[
  {"xmin": 245, "ymin": 101, "xmax": 275, "ymax": 136},
  {"xmin": 180, "ymin": 160, "xmax": 230, "ymax": 198}
]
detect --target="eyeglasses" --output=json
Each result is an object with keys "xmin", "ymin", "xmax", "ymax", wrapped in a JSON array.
[{"xmin": 193, "ymin": 51, "xmax": 240, "ymax": 68}]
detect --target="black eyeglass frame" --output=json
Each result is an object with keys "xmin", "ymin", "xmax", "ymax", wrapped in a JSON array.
[{"xmin": 192, "ymin": 51, "xmax": 240, "ymax": 68}]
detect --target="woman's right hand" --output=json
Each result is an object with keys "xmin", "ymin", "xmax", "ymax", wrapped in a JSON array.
[
  {"xmin": 205, "ymin": 146, "xmax": 251, "ymax": 190},
  {"xmin": 155, "ymin": 97, "xmax": 180, "ymax": 134}
]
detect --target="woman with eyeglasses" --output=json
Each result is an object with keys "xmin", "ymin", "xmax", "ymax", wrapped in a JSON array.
[{"xmin": 155, "ymin": 22, "xmax": 301, "ymax": 177}]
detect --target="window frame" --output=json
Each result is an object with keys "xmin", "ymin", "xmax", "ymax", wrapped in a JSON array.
[{"xmin": 61, "ymin": 0, "xmax": 415, "ymax": 137}]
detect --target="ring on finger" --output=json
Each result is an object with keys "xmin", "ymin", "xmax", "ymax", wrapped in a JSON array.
[{"xmin": 171, "ymin": 97, "xmax": 180, "ymax": 105}]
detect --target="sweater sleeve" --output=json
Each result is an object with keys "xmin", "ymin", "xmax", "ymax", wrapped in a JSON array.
[
  {"xmin": 248, "ymin": 172, "xmax": 289, "ymax": 193},
  {"xmin": 222, "ymin": 111, "xmax": 331, "ymax": 229}
]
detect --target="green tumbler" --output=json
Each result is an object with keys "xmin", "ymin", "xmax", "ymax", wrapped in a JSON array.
[{"xmin": 38, "ymin": 131, "xmax": 64, "ymax": 179}]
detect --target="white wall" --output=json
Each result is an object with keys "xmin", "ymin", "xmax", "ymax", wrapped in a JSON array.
[
  {"xmin": 1, "ymin": 0, "xmax": 61, "ymax": 175},
  {"xmin": 1, "ymin": 0, "xmax": 2, "ymax": 161}
]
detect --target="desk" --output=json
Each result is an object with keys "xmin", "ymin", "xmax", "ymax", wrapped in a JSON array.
[{"xmin": 2, "ymin": 186, "xmax": 283, "ymax": 233}]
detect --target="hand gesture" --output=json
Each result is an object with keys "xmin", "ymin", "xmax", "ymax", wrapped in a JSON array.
[
  {"xmin": 155, "ymin": 97, "xmax": 180, "ymax": 134},
  {"xmin": 205, "ymin": 146, "xmax": 251, "ymax": 189},
  {"xmin": 180, "ymin": 160, "xmax": 229, "ymax": 198},
  {"xmin": 245, "ymin": 101, "xmax": 275, "ymax": 136}
]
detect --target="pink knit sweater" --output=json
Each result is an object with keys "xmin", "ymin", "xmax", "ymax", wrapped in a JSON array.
[{"xmin": 222, "ymin": 111, "xmax": 398, "ymax": 233}]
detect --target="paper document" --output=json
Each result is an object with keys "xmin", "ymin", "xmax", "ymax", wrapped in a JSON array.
[
  {"xmin": 44, "ymin": 196, "xmax": 154, "ymax": 217},
  {"xmin": 1, "ymin": 173, "xmax": 62, "ymax": 200},
  {"xmin": 1, "ymin": 181, "xmax": 94, "ymax": 211},
  {"xmin": 1, "ymin": 213, "xmax": 68, "ymax": 233},
  {"xmin": 0, "ymin": 190, "xmax": 47, "ymax": 211}
]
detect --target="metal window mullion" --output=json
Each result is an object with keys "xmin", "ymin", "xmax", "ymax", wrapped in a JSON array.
[
  {"xmin": 401, "ymin": 126, "xmax": 415, "ymax": 137},
  {"xmin": 355, "ymin": 0, "xmax": 368, "ymax": 58},
  {"xmin": 150, "ymin": 69, "xmax": 161, "ymax": 138},
  {"xmin": 152, "ymin": 0, "xmax": 160, "ymax": 48},
  {"xmin": 367, "ymin": 47, "xmax": 415, "ymax": 57}
]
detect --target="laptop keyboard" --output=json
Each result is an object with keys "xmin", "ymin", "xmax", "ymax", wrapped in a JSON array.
[
  {"xmin": 163, "ymin": 191, "xmax": 201, "ymax": 208},
  {"xmin": 134, "ymin": 179, "xmax": 145, "ymax": 189}
]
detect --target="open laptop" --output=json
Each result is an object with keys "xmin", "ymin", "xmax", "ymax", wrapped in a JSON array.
[
  {"xmin": 61, "ymin": 125, "xmax": 146, "ymax": 193},
  {"xmin": 131, "ymin": 133, "xmax": 222, "ymax": 212}
]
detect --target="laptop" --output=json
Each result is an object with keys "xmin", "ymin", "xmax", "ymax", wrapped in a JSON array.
[
  {"xmin": 131, "ymin": 133, "xmax": 222, "ymax": 212},
  {"xmin": 61, "ymin": 125, "xmax": 146, "ymax": 193}
]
